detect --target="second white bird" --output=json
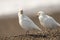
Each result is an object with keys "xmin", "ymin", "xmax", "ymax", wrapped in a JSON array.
[{"xmin": 37, "ymin": 11, "xmax": 60, "ymax": 29}]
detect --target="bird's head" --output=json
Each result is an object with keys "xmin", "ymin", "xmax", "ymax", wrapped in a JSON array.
[
  {"xmin": 36, "ymin": 11, "xmax": 45, "ymax": 16},
  {"xmin": 18, "ymin": 9, "xmax": 23, "ymax": 16},
  {"xmin": 20, "ymin": 9, "xmax": 23, "ymax": 14}
]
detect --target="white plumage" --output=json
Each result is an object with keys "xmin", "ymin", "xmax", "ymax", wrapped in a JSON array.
[
  {"xmin": 38, "ymin": 11, "xmax": 60, "ymax": 29},
  {"xmin": 18, "ymin": 9, "xmax": 42, "ymax": 34}
]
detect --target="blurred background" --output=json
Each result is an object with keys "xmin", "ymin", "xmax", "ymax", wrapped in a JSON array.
[{"xmin": 0, "ymin": 0, "xmax": 60, "ymax": 37}]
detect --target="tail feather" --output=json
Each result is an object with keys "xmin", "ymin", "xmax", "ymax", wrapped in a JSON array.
[
  {"xmin": 58, "ymin": 24, "xmax": 60, "ymax": 27},
  {"xmin": 36, "ymin": 26, "xmax": 42, "ymax": 31},
  {"xmin": 56, "ymin": 23, "xmax": 60, "ymax": 27}
]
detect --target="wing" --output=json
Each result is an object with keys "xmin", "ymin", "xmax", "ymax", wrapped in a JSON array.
[
  {"xmin": 23, "ymin": 15, "xmax": 41, "ymax": 31},
  {"xmin": 47, "ymin": 15, "xmax": 60, "ymax": 27}
]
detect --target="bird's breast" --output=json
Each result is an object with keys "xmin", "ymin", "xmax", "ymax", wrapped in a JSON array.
[{"xmin": 39, "ymin": 16, "xmax": 45, "ymax": 22}]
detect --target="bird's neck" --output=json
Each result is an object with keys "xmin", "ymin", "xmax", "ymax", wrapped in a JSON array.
[
  {"xmin": 40, "ymin": 13, "xmax": 45, "ymax": 16},
  {"xmin": 40, "ymin": 14, "xmax": 45, "ymax": 15},
  {"xmin": 19, "ymin": 14, "xmax": 26, "ymax": 19},
  {"xmin": 19, "ymin": 14, "xmax": 23, "ymax": 17},
  {"xmin": 39, "ymin": 14, "xmax": 46, "ymax": 18}
]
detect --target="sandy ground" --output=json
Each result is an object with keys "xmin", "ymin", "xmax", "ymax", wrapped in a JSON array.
[{"xmin": 0, "ymin": 13, "xmax": 60, "ymax": 40}]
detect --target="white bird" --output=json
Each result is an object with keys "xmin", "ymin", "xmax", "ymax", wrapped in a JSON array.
[
  {"xmin": 37, "ymin": 11, "xmax": 60, "ymax": 29},
  {"xmin": 18, "ymin": 9, "xmax": 42, "ymax": 35}
]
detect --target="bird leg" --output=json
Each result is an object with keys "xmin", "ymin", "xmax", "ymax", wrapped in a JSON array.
[{"xmin": 26, "ymin": 31, "xmax": 29, "ymax": 36}]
